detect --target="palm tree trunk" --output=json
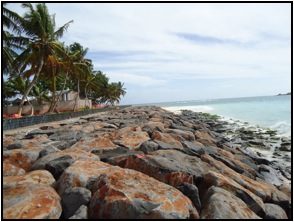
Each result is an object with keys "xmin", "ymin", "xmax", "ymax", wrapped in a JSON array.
[
  {"xmin": 26, "ymin": 96, "xmax": 34, "ymax": 116},
  {"xmin": 17, "ymin": 58, "xmax": 44, "ymax": 116},
  {"xmin": 51, "ymin": 72, "xmax": 69, "ymax": 113},
  {"xmin": 73, "ymin": 77, "xmax": 80, "ymax": 112},
  {"xmin": 47, "ymin": 74, "xmax": 57, "ymax": 113}
]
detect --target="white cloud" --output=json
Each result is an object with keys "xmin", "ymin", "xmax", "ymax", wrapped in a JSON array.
[{"xmin": 6, "ymin": 2, "xmax": 291, "ymax": 104}]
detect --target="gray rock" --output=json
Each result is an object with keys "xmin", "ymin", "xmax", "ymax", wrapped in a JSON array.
[
  {"xmin": 264, "ymin": 203, "xmax": 288, "ymax": 219},
  {"xmin": 210, "ymin": 154, "xmax": 244, "ymax": 174},
  {"xmin": 38, "ymin": 145, "xmax": 60, "ymax": 158},
  {"xmin": 25, "ymin": 129, "xmax": 57, "ymax": 139},
  {"xmin": 61, "ymin": 187, "xmax": 92, "ymax": 219},
  {"xmin": 181, "ymin": 141, "xmax": 205, "ymax": 156},
  {"xmin": 69, "ymin": 205, "xmax": 88, "ymax": 219},
  {"xmin": 200, "ymin": 186, "xmax": 261, "ymax": 219},
  {"xmin": 45, "ymin": 155, "xmax": 74, "ymax": 180},
  {"xmin": 177, "ymin": 183, "xmax": 201, "ymax": 212},
  {"xmin": 7, "ymin": 141, "xmax": 23, "ymax": 150},
  {"xmin": 139, "ymin": 140, "xmax": 159, "ymax": 154}
]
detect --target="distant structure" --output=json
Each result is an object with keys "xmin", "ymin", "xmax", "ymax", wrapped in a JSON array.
[{"xmin": 277, "ymin": 92, "xmax": 291, "ymax": 96}]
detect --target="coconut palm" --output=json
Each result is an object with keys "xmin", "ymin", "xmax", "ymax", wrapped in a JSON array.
[
  {"xmin": 68, "ymin": 42, "xmax": 92, "ymax": 111},
  {"xmin": 13, "ymin": 3, "xmax": 73, "ymax": 116}
]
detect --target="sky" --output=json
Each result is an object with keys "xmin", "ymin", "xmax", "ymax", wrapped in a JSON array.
[{"xmin": 6, "ymin": 2, "xmax": 292, "ymax": 105}]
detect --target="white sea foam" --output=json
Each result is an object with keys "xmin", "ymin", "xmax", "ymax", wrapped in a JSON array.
[
  {"xmin": 162, "ymin": 105, "xmax": 214, "ymax": 114},
  {"xmin": 270, "ymin": 121, "xmax": 291, "ymax": 137}
]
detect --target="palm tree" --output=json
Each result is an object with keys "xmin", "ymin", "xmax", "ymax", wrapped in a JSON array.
[
  {"xmin": 2, "ymin": 3, "xmax": 24, "ymax": 76},
  {"xmin": 5, "ymin": 75, "xmax": 35, "ymax": 115},
  {"xmin": 68, "ymin": 42, "xmax": 92, "ymax": 111},
  {"xmin": 13, "ymin": 3, "xmax": 73, "ymax": 116}
]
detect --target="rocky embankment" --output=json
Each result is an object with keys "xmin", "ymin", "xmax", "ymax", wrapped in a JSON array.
[{"xmin": 3, "ymin": 106, "xmax": 291, "ymax": 219}]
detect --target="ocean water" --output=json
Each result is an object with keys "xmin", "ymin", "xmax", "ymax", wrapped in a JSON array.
[{"xmin": 142, "ymin": 95, "xmax": 292, "ymax": 137}]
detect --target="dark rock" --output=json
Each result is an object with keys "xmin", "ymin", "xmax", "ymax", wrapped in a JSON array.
[
  {"xmin": 166, "ymin": 129, "xmax": 195, "ymax": 141},
  {"xmin": 61, "ymin": 187, "xmax": 91, "ymax": 219},
  {"xmin": 264, "ymin": 203, "xmax": 288, "ymax": 219},
  {"xmin": 45, "ymin": 155, "xmax": 74, "ymax": 180},
  {"xmin": 38, "ymin": 145, "xmax": 60, "ymax": 158},
  {"xmin": 181, "ymin": 141, "xmax": 205, "ymax": 156},
  {"xmin": 170, "ymin": 123, "xmax": 195, "ymax": 132},
  {"xmin": 7, "ymin": 141, "xmax": 23, "ymax": 150},
  {"xmin": 25, "ymin": 129, "xmax": 57, "ymax": 139},
  {"xmin": 139, "ymin": 140, "xmax": 159, "ymax": 154},
  {"xmin": 69, "ymin": 205, "xmax": 88, "ymax": 219},
  {"xmin": 177, "ymin": 183, "xmax": 201, "ymax": 212}
]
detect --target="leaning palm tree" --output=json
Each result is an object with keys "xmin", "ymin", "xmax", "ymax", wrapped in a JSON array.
[
  {"xmin": 14, "ymin": 3, "xmax": 73, "ymax": 116},
  {"xmin": 2, "ymin": 3, "xmax": 24, "ymax": 75}
]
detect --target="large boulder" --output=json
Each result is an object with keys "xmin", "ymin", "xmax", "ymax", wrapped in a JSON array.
[
  {"xmin": 3, "ymin": 184, "xmax": 61, "ymax": 219},
  {"xmin": 264, "ymin": 203, "xmax": 288, "ymax": 219},
  {"xmin": 200, "ymin": 186, "xmax": 261, "ymax": 219},
  {"xmin": 3, "ymin": 161, "xmax": 25, "ymax": 177},
  {"xmin": 29, "ymin": 148, "xmax": 100, "ymax": 171},
  {"xmin": 199, "ymin": 171, "xmax": 265, "ymax": 217},
  {"xmin": 61, "ymin": 187, "xmax": 91, "ymax": 219},
  {"xmin": 125, "ymin": 150, "xmax": 218, "ymax": 187},
  {"xmin": 152, "ymin": 131, "xmax": 183, "ymax": 148},
  {"xmin": 89, "ymin": 167, "xmax": 199, "ymax": 219},
  {"xmin": 58, "ymin": 159, "xmax": 113, "ymax": 195},
  {"xmin": 3, "ymin": 170, "xmax": 55, "ymax": 189}
]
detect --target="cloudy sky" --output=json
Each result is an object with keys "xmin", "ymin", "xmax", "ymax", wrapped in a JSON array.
[{"xmin": 7, "ymin": 3, "xmax": 291, "ymax": 105}]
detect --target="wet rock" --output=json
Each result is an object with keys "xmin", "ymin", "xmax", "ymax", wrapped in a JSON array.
[
  {"xmin": 45, "ymin": 155, "xmax": 74, "ymax": 180},
  {"xmin": 3, "ymin": 170, "xmax": 55, "ymax": 189},
  {"xmin": 258, "ymin": 164, "xmax": 284, "ymax": 186},
  {"xmin": 61, "ymin": 187, "xmax": 91, "ymax": 219},
  {"xmin": 200, "ymin": 186, "xmax": 261, "ymax": 219},
  {"xmin": 3, "ymin": 184, "xmax": 61, "ymax": 219},
  {"xmin": 264, "ymin": 203, "xmax": 288, "ymax": 219},
  {"xmin": 69, "ymin": 205, "xmax": 88, "ymax": 219},
  {"xmin": 89, "ymin": 167, "xmax": 199, "ymax": 219}
]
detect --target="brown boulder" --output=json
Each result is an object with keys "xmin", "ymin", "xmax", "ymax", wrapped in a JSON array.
[
  {"xmin": 3, "ymin": 161, "xmax": 25, "ymax": 177},
  {"xmin": 89, "ymin": 167, "xmax": 199, "ymax": 219},
  {"xmin": 58, "ymin": 159, "xmax": 113, "ymax": 195},
  {"xmin": 152, "ymin": 131, "xmax": 183, "ymax": 148},
  {"xmin": 3, "ymin": 170, "xmax": 55, "ymax": 189},
  {"xmin": 195, "ymin": 130, "xmax": 216, "ymax": 146},
  {"xmin": 199, "ymin": 171, "xmax": 265, "ymax": 217},
  {"xmin": 200, "ymin": 186, "xmax": 261, "ymax": 219},
  {"xmin": 3, "ymin": 184, "xmax": 61, "ymax": 219}
]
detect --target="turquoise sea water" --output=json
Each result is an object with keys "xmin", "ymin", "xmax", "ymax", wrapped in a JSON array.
[{"xmin": 139, "ymin": 95, "xmax": 292, "ymax": 137}]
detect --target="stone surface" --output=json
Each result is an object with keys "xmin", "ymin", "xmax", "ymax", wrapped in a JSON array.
[
  {"xmin": 199, "ymin": 171, "xmax": 265, "ymax": 217},
  {"xmin": 264, "ymin": 203, "xmax": 288, "ymax": 219},
  {"xmin": 177, "ymin": 182, "xmax": 201, "ymax": 212},
  {"xmin": 152, "ymin": 131, "xmax": 183, "ymax": 148},
  {"xmin": 3, "ymin": 184, "xmax": 61, "ymax": 219},
  {"xmin": 3, "ymin": 170, "xmax": 55, "ymax": 189},
  {"xmin": 89, "ymin": 167, "xmax": 199, "ymax": 219},
  {"xmin": 45, "ymin": 155, "xmax": 74, "ymax": 180},
  {"xmin": 68, "ymin": 205, "xmax": 88, "ymax": 219},
  {"xmin": 61, "ymin": 187, "xmax": 91, "ymax": 219},
  {"xmin": 29, "ymin": 148, "xmax": 100, "ymax": 171},
  {"xmin": 3, "ymin": 161, "xmax": 25, "ymax": 177},
  {"xmin": 200, "ymin": 186, "xmax": 261, "ymax": 219},
  {"xmin": 125, "ymin": 150, "xmax": 218, "ymax": 187},
  {"xmin": 58, "ymin": 159, "xmax": 113, "ymax": 195}
]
